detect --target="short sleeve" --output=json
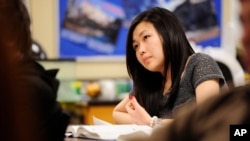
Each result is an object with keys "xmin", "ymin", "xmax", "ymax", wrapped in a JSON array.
[{"xmin": 190, "ymin": 53, "xmax": 225, "ymax": 88}]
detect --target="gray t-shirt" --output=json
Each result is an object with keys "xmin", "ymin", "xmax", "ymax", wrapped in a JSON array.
[{"xmin": 158, "ymin": 53, "xmax": 225, "ymax": 118}]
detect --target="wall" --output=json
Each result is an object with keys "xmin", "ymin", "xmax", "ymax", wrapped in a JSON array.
[
  {"xmin": 29, "ymin": 0, "xmax": 128, "ymax": 79},
  {"xmin": 29, "ymin": 0, "xmax": 57, "ymax": 58},
  {"xmin": 38, "ymin": 59, "xmax": 128, "ymax": 80},
  {"xmin": 29, "ymin": 0, "xmax": 233, "ymax": 80}
]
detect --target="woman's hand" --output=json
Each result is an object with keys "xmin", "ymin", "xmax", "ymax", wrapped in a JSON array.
[{"xmin": 125, "ymin": 96, "xmax": 151, "ymax": 125}]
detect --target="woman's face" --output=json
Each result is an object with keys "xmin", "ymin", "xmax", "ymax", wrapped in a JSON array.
[{"xmin": 132, "ymin": 21, "xmax": 165, "ymax": 73}]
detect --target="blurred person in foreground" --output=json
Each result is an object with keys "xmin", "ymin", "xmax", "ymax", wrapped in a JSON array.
[
  {"xmin": 0, "ymin": 0, "xmax": 69, "ymax": 141},
  {"xmin": 240, "ymin": 0, "xmax": 250, "ymax": 73},
  {"xmin": 118, "ymin": 0, "xmax": 250, "ymax": 140}
]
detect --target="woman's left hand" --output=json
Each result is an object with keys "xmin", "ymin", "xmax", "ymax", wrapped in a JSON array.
[{"xmin": 125, "ymin": 96, "xmax": 151, "ymax": 125}]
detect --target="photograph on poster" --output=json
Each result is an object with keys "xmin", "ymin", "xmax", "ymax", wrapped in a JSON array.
[{"xmin": 58, "ymin": 0, "xmax": 221, "ymax": 59}]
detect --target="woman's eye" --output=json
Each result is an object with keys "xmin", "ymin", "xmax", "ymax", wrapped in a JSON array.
[
  {"xmin": 133, "ymin": 45, "xmax": 138, "ymax": 50},
  {"xmin": 143, "ymin": 35, "xmax": 150, "ymax": 40}
]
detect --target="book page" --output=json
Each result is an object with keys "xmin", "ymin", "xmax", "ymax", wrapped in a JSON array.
[
  {"xmin": 65, "ymin": 125, "xmax": 81, "ymax": 137},
  {"xmin": 76, "ymin": 124, "xmax": 152, "ymax": 140},
  {"xmin": 93, "ymin": 116, "xmax": 113, "ymax": 125},
  {"xmin": 65, "ymin": 117, "xmax": 153, "ymax": 140}
]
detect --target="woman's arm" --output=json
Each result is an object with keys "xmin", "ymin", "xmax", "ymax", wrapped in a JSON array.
[
  {"xmin": 113, "ymin": 95, "xmax": 133, "ymax": 124},
  {"xmin": 113, "ymin": 95, "xmax": 174, "ymax": 127},
  {"xmin": 195, "ymin": 79, "xmax": 220, "ymax": 104},
  {"xmin": 151, "ymin": 80, "xmax": 220, "ymax": 127}
]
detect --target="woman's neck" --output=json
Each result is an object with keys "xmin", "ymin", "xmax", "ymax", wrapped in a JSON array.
[{"xmin": 163, "ymin": 68, "xmax": 172, "ymax": 95}]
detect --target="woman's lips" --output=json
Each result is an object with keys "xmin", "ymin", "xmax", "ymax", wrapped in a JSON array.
[{"xmin": 143, "ymin": 56, "xmax": 151, "ymax": 63}]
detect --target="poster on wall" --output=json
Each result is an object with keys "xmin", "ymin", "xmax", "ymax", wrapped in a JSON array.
[{"xmin": 58, "ymin": 0, "xmax": 221, "ymax": 59}]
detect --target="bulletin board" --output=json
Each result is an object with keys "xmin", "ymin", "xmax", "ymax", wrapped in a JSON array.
[{"xmin": 58, "ymin": 0, "xmax": 221, "ymax": 59}]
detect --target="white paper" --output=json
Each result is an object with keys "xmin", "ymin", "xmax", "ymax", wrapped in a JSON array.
[
  {"xmin": 65, "ymin": 117, "xmax": 153, "ymax": 140},
  {"xmin": 93, "ymin": 116, "xmax": 113, "ymax": 125}
]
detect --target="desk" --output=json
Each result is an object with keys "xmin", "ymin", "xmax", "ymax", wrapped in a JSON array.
[
  {"xmin": 61, "ymin": 99, "xmax": 120, "ymax": 124},
  {"xmin": 78, "ymin": 99, "xmax": 120, "ymax": 124},
  {"xmin": 65, "ymin": 138, "xmax": 94, "ymax": 141}
]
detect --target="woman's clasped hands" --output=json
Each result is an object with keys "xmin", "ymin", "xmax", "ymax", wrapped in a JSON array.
[{"xmin": 125, "ymin": 96, "xmax": 151, "ymax": 125}]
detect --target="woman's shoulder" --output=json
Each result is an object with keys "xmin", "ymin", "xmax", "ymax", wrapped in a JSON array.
[
  {"xmin": 190, "ymin": 52, "xmax": 214, "ymax": 61},
  {"xmin": 186, "ymin": 52, "xmax": 223, "ymax": 77},
  {"xmin": 188, "ymin": 53, "xmax": 217, "ymax": 66}
]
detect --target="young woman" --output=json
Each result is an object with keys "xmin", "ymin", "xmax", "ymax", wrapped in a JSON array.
[{"xmin": 113, "ymin": 7, "xmax": 226, "ymax": 127}]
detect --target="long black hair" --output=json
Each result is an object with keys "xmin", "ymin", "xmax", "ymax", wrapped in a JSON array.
[{"xmin": 126, "ymin": 7, "xmax": 195, "ymax": 116}]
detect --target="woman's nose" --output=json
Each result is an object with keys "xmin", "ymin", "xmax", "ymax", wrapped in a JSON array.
[{"xmin": 138, "ymin": 44, "xmax": 146, "ymax": 55}]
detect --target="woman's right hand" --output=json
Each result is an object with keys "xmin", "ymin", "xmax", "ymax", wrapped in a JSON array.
[{"xmin": 125, "ymin": 96, "xmax": 151, "ymax": 125}]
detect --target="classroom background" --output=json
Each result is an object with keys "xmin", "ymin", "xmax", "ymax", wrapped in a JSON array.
[{"xmin": 25, "ymin": 0, "xmax": 246, "ymax": 124}]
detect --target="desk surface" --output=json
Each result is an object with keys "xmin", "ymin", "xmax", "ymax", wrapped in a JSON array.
[{"xmin": 65, "ymin": 137, "xmax": 94, "ymax": 141}]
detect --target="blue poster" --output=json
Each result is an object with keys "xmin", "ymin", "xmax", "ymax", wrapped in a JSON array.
[{"xmin": 59, "ymin": 0, "xmax": 221, "ymax": 59}]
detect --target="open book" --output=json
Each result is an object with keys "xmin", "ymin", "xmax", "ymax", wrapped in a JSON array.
[{"xmin": 65, "ymin": 117, "xmax": 152, "ymax": 140}]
